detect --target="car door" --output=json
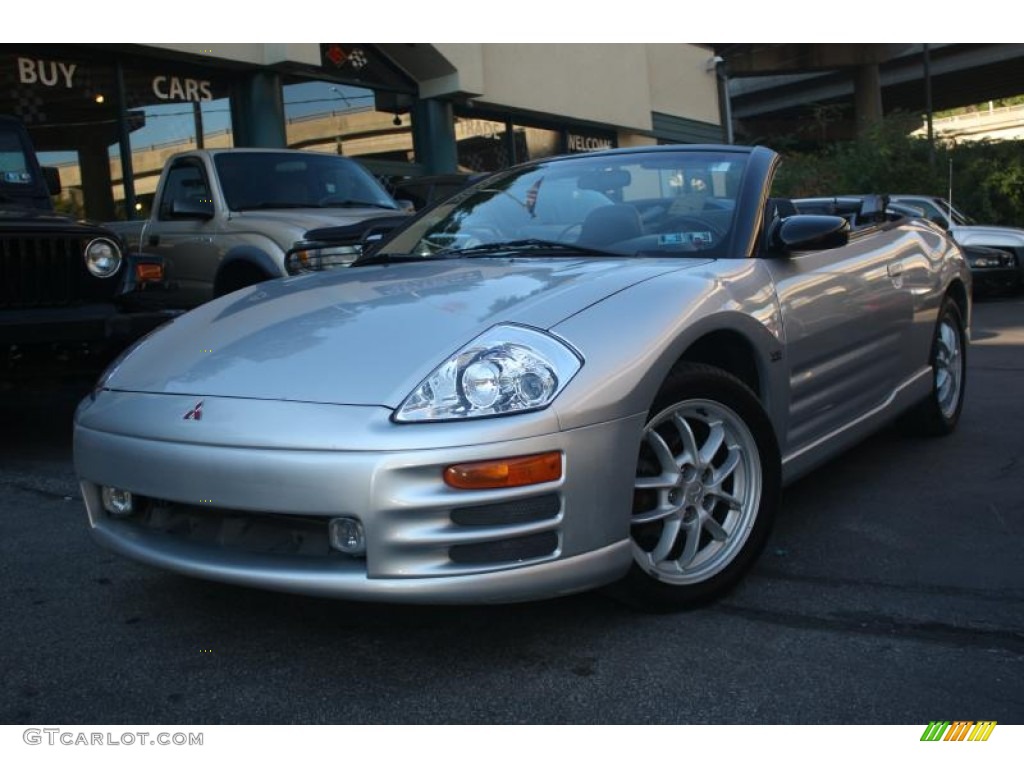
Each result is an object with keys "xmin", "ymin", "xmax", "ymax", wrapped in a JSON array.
[
  {"xmin": 763, "ymin": 222, "xmax": 914, "ymax": 455},
  {"xmin": 150, "ymin": 158, "xmax": 220, "ymax": 308}
]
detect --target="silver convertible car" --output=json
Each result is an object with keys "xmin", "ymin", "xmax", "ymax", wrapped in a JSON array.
[{"xmin": 73, "ymin": 145, "xmax": 970, "ymax": 609}]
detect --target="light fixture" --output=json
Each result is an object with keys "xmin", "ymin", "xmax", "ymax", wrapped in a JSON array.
[
  {"xmin": 94, "ymin": 94, "xmax": 105, "ymax": 104},
  {"xmin": 101, "ymin": 486, "xmax": 135, "ymax": 517},
  {"xmin": 329, "ymin": 517, "xmax": 366, "ymax": 556}
]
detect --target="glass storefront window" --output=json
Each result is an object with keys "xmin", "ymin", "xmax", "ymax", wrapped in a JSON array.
[
  {"xmin": 120, "ymin": 67, "xmax": 233, "ymax": 219},
  {"xmin": 283, "ymin": 80, "xmax": 414, "ymax": 166},
  {"xmin": 456, "ymin": 115, "xmax": 617, "ymax": 172},
  {"xmin": 0, "ymin": 49, "xmax": 233, "ymax": 221},
  {"xmin": 1, "ymin": 50, "xmax": 119, "ymax": 220},
  {"xmin": 455, "ymin": 117, "xmax": 511, "ymax": 172},
  {"xmin": 516, "ymin": 124, "xmax": 561, "ymax": 162}
]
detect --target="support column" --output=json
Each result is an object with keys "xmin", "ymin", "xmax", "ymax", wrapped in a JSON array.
[
  {"xmin": 854, "ymin": 63, "xmax": 883, "ymax": 133},
  {"xmin": 79, "ymin": 141, "xmax": 115, "ymax": 221},
  {"xmin": 230, "ymin": 72, "xmax": 287, "ymax": 148},
  {"xmin": 412, "ymin": 99, "xmax": 457, "ymax": 174}
]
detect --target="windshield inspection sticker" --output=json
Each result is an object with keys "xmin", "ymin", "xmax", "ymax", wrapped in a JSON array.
[
  {"xmin": 3, "ymin": 171, "xmax": 32, "ymax": 184},
  {"xmin": 659, "ymin": 232, "xmax": 713, "ymax": 247}
]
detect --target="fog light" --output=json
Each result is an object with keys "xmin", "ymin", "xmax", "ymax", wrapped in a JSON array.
[
  {"xmin": 329, "ymin": 517, "xmax": 366, "ymax": 556},
  {"xmin": 101, "ymin": 486, "xmax": 134, "ymax": 517}
]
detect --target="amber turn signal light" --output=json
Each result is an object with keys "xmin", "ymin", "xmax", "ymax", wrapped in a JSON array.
[
  {"xmin": 444, "ymin": 451, "xmax": 563, "ymax": 490},
  {"xmin": 135, "ymin": 263, "xmax": 164, "ymax": 282}
]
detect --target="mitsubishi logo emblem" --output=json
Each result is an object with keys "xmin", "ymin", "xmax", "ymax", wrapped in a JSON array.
[{"xmin": 183, "ymin": 400, "xmax": 204, "ymax": 421}]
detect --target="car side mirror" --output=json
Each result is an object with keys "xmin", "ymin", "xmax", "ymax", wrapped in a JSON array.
[
  {"xmin": 170, "ymin": 197, "xmax": 215, "ymax": 220},
  {"xmin": 769, "ymin": 214, "xmax": 850, "ymax": 253},
  {"xmin": 42, "ymin": 166, "xmax": 62, "ymax": 196}
]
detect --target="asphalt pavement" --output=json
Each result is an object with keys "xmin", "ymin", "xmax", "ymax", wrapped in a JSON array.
[{"xmin": 1, "ymin": 297, "xmax": 1022, "ymax": 724}]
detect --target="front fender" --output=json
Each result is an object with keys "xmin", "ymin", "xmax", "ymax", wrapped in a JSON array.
[
  {"xmin": 219, "ymin": 244, "xmax": 284, "ymax": 279},
  {"xmin": 550, "ymin": 259, "xmax": 786, "ymax": 437}
]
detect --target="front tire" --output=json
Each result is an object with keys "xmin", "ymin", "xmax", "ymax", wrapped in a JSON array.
[
  {"xmin": 614, "ymin": 363, "xmax": 781, "ymax": 611},
  {"xmin": 214, "ymin": 263, "xmax": 272, "ymax": 298}
]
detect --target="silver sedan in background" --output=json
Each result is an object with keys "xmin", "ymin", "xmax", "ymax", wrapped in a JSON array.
[{"xmin": 73, "ymin": 145, "xmax": 970, "ymax": 610}]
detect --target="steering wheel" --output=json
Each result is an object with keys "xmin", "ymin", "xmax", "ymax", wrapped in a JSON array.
[{"xmin": 655, "ymin": 215, "xmax": 725, "ymax": 238}]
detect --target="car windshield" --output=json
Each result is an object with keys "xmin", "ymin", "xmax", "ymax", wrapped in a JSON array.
[
  {"xmin": 214, "ymin": 152, "xmax": 398, "ymax": 212},
  {"xmin": 931, "ymin": 197, "xmax": 975, "ymax": 226},
  {"xmin": 379, "ymin": 150, "xmax": 747, "ymax": 259}
]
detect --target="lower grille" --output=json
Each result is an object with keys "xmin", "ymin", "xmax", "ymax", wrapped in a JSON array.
[
  {"xmin": 450, "ymin": 494, "xmax": 560, "ymax": 527},
  {"xmin": 449, "ymin": 531, "xmax": 560, "ymax": 565},
  {"xmin": 121, "ymin": 498, "xmax": 340, "ymax": 558}
]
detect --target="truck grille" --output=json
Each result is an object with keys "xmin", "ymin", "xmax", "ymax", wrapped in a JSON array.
[{"xmin": 0, "ymin": 234, "xmax": 102, "ymax": 309}]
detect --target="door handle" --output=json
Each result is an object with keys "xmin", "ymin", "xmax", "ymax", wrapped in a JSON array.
[
  {"xmin": 887, "ymin": 260, "xmax": 904, "ymax": 287},
  {"xmin": 148, "ymin": 234, "xmax": 160, "ymax": 247}
]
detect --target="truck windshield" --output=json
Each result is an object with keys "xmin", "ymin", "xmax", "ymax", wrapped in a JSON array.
[
  {"xmin": 214, "ymin": 152, "xmax": 398, "ymax": 212},
  {"xmin": 0, "ymin": 126, "xmax": 37, "ymax": 192}
]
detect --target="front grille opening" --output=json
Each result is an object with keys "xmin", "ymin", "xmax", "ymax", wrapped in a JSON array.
[
  {"xmin": 113, "ymin": 497, "xmax": 344, "ymax": 558},
  {"xmin": 449, "ymin": 531, "xmax": 559, "ymax": 565},
  {"xmin": 450, "ymin": 493, "xmax": 560, "ymax": 527},
  {"xmin": 0, "ymin": 235, "xmax": 104, "ymax": 308}
]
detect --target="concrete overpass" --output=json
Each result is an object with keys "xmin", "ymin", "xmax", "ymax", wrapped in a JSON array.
[{"xmin": 711, "ymin": 44, "xmax": 1024, "ymax": 144}]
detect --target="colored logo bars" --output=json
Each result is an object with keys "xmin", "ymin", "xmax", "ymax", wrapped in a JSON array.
[{"xmin": 920, "ymin": 721, "xmax": 997, "ymax": 742}]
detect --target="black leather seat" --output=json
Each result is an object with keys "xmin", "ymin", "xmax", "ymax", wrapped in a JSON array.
[{"xmin": 577, "ymin": 204, "xmax": 643, "ymax": 247}]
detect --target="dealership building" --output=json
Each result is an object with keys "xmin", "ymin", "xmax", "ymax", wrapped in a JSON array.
[{"xmin": 0, "ymin": 43, "xmax": 724, "ymax": 221}]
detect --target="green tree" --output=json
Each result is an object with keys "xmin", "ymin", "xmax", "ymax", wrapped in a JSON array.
[{"xmin": 770, "ymin": 115, "xmax": 1024, "ymax": 227}]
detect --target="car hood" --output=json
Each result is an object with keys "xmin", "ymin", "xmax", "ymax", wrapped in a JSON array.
[
  {"xmin": 951, "ymin": 224, "xmax": 1024, "ymax": 247},
  {"xmin": 231, "ymin": 207, "xmax": 405, "ymax": 238},
  {"xmin": 0, "ymin": 207, "xmax": 109, "ymax": 233},
  {"xmin": 102, "ymin": 257, "xmax": 706, "ymax": 407}
]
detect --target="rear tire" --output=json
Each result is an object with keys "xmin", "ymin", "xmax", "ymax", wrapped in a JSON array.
[
  {"xmin": 612, "ymin": 363, "xmax": 781, "ymax": 611},
  {"xmin": 904, "ymin": 299, "xmax": 967, "ymax": 437}
]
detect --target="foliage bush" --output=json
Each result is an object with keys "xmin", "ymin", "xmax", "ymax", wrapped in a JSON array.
[{"xmin": 770, "ymin": 116, "xmax": 1024, "ymax": 227}]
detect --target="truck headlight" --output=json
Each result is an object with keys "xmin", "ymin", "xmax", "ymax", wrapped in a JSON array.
[
  {"xmin": 84, "ymin": 238, "xmax": 123, "ymax": 278},
  {"xmin": 395, "ymin": 325, "xmax": 582, "ymax": 423},
  {"xmin": 286, "ymin": 244, "xmax": 361, "ymax": 274}
]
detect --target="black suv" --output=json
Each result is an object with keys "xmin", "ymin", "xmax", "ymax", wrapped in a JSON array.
[{"xmin": 1, "ymin": 116, "xmax": 175, "ymax": 384}]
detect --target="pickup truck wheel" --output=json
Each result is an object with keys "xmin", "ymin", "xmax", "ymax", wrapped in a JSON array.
[
  {"xmin": 214, "ymin": 263, "xmax": 272, "ymax": 298},
  {"xmin": 613, "ymin": 363, "xmax": 781, "ymax": 611},
  {"xmin": 903, "ymin": 299, "xmax": 967, "ymax": 436}
]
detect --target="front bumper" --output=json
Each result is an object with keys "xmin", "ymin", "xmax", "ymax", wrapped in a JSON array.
[
  {"xmin": 969, "ymin": 265, "xmax": 1021, "ymax": 294},
  {"xmin": 74, "ymin": 393, "xmax": 641, "ymax": 604}
]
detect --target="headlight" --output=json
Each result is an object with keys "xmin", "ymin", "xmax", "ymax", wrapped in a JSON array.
[
  {"xmin": 286, "ymin": 243, "xmax": 361, "ymax": 274},
  {"xmin": 395, "ymin": 325, "xmax": 583, "ymax": 422},
  {"xmin": 84, "ymin": 238, "xmax": 122, "ymax": 278}
]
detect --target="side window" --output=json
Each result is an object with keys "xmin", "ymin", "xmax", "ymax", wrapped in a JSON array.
[{"xmin": 159, "ymin": 162, "xmax": 211, "ymax": 220}]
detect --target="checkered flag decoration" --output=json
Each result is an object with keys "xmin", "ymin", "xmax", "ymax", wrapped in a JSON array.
[
  {"xmin": 347, "ymin": 49, "xmax": 368, "ymax": 70},
  {"xmin": 324, "ymin": 45, "xmax": 369, "ymax": 71},
  {"xmin": 7, "ymin": 86, "xmax": 46, "ymax": 124}
]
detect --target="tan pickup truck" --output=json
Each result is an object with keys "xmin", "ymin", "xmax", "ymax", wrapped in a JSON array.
[{"xmin": 108, "ymin": 148, "xmax": 411, "ymax": 308}]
